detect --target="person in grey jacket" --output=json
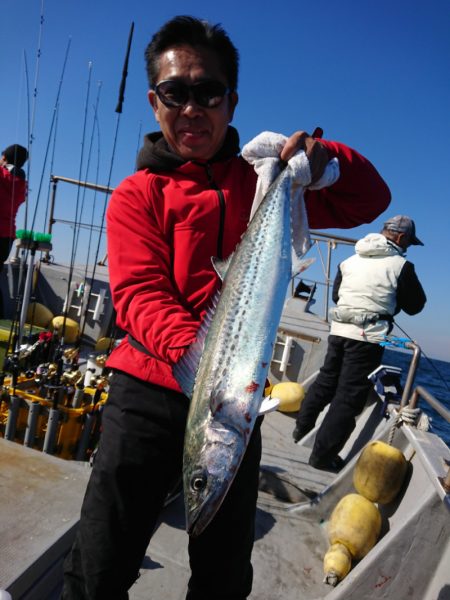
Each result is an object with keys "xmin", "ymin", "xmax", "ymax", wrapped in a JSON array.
[{"xmin": 292, "ymin": 215, "xmax": 426, "ymax": 471}]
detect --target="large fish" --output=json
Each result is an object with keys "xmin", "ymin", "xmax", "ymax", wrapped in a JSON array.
[{"xmin": 173, "ymin": 157, "xmax": 315, "ymax": 537}]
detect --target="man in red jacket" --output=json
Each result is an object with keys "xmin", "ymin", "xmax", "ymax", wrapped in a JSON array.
[
  {"xmin": 0, "ymin": 143, "xmax": 28, "ymax": 316},
  {"xmin": 63, "ymin": 15, "xmax": 391, "ymax": 600},
  {"xmin": 0, "ymin": 144, "xmax": 28, "ymax": 265}
]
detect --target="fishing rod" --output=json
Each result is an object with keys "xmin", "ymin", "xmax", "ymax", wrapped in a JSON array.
[
  {"xmin": 393, "ymin": 319, "xmax": 450, "ymax": 393},
  {"xmin": 2, "ymin": 6, "xmax": 45, "ymax": 366},
  {"xmin": 41, "ymin": 93, "xmax": 61, "ymax": 235},
  {"xmin": 58, "ymin": 60, "xmax": 93, "ymax": 345},
  {"xmin": 77, "ymin": 22, "xmax": 135, "ymax": 345},
  {"xmin": 74, "ymin": 81, "xmax": 103, "ymax": 260},
  {"xmin": 70, "ymin": 83, "xmax": 104, "ymax": 345},
  {"xmin": 25, "ymin": 89, "xmax": 63, "ymax": 339},
  {"xmin": 25, "ymin": 36, "xmax": 72, "ymax": 243},
  {"xmin": 6, "ymin": 37, "xmax": 73, "ymax": 360},
  {"xmin": 1, "ymin": 9, "xmax": 70, "ymax": 370}
]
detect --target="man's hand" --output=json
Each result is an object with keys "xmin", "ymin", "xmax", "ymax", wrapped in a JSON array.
[{"xmin": 280, "ymin": 129, "xmax": 329, "ymax": 184}]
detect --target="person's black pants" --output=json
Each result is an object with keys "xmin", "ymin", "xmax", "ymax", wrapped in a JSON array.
[
  {"xmin": 0, "ymin": 237, "xmax": 13, "ymax": 319},
  {"xmin": 295, "ymin": 335, "xmax": 383, "ymax": 461},
  {"xmin": 62, "ymin": 370, "xmax": 261, "ymax": 600}
]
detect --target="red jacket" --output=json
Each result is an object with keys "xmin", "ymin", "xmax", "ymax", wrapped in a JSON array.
[
  {"xmin": 106, "ymin": 129, "xmax": 390, "ymax": 391},
  {"xmin": 0, "ymin": 165, "xmax": 27, "ymax": 238}
]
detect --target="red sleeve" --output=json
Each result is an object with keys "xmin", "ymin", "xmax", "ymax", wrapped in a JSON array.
[
  {"xmin": 305, "ymin": 140, "xmax": 391, "ymax": 229},
  {"xmin": 106, "ymin": 173, "xmax": 198, "ymax": 365},
  {"xmin": 0, "ymin": 167, "xmax": 27, "ymax": 237}
]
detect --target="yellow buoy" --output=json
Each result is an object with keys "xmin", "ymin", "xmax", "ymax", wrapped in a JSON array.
[
  {"xmin": 95, "ymin": 337, "xmax": 113, "ymax": 352},
  {"xmin": 328, "ymin": 493, "xmax": 381, "ymax": 560},
  {"xmin": 26, "ymin": 302, "xmax": 54, "ymax": 328},
  {"xmin": 323, "ymin": 542, "xmax": 352, "ymax": 586},
  {"xmin": 50, "ymin": 316, "xmax": 80, "ymax": 344},
  {"xmin": 353, "ymin": 440, "xmax": 408, "ymax": 504},
  {"xmin": 270, "ymin": 381, "xmax": 305, "ymax": 412}
]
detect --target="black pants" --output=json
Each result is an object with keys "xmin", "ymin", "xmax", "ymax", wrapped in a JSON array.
[
  {"xmin": 62, "ymin": 370, "xmax": 261, "ymax": 600},
  {"xmin": 295, "ymin": 335, "xmax": 383, "ymax": 461},
  {"xmin": 0, "ymin": 237, "xmax": 12, "ymax": 319}
]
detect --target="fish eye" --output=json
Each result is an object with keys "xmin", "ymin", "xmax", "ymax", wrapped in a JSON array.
[{"xmin": 191, "ymin": 471, "xmax": 207, "ymax": 492}]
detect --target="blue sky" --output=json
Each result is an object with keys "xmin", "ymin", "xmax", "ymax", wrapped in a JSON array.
[{"xmin": 1, "ymin": 0, "xmax": 449, "ymax": 361}]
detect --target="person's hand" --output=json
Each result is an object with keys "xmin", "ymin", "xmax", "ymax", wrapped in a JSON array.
[{"xmin": 280, "ymin": 129, "xmax": 329, "ymax": 184}]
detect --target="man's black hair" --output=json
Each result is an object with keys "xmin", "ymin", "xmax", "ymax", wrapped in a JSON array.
[
  {"xmin": 2, "ymin": 144, "xmax": 28, "ymax": 168},
  {"xmin": 144, "ymin": 15, "xmax": 239, "ymax": 91}
]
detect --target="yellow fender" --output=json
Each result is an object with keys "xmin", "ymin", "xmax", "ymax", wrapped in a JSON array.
[
  {"xmin": 353, "ymin": 440, "xmax": 408, "ymax": 504},
  {"xmin": 95, "ymin": 337, "xmax": 113, "ymax": 352},
  {"xmin": 323, "ymin": 542, "xmax": 352, "ymax": 586},
  {"xmin": 270, "ymin": 381, "xmax": 305, "ymax": 413},
  {"xmin": 50, "ymin": 316, "xmax": 80, "ymax": 344},
  {"xmin": 328, "ymin": 493, "xmax": 381, "ymax": 560},
  {"xmin": 26, "ymin": 302, "xmax": 54, "ymax": 328}
]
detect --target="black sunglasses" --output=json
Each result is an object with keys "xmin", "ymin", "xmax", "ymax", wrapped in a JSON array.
[{"xmin": 154, "ymin": 79, "xmax": 230, "ymax": 109}]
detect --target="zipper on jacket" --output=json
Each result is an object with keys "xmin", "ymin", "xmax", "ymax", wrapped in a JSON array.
[{"xmin": 203, "ymin": 163, "xmax": 226, "ymax": 259}]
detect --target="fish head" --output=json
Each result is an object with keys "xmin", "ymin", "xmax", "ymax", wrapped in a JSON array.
[{"xmin": 183, "ymin": 421, "xmax": 243, "ymax": 537}]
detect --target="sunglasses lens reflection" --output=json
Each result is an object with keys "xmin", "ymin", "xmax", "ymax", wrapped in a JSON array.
[{"xmin": 156, "ymin": 81, "xmax": 228, "ymax": 108}]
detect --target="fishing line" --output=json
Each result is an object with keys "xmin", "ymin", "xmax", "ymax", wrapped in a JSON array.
[
  {"xmin": 25, "ymin": 0, "xmax": 45, "ymax": 231},
  {"xmin": 393, "ymin": 319, "xmax": 450, "ymax": 393}
]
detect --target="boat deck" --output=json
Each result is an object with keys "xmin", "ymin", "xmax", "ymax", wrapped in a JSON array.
[
  {"xmin": 129, "ymin": 410, "xmax": 338, "ymax": 600},
  {"xmin": 5, "ymin": 394, "xmax": 448, "ymax": 600},
  {"xmin": 127, "ymin": 403, "xmax": 450, "ymax": 600},
  {"xmin": 0, "ymin": 438, "xmax": 90, "ymax": 599}
]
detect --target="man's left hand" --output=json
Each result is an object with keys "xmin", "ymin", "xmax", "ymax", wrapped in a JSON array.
[{"xmin": 280, "ymin": 130, "xmax": 329, "ymax": 184}]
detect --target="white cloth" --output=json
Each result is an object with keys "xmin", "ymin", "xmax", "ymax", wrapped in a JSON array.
[
  {"xmin": 241, "ymin": 131, "xmax": 340, "ymax": 265},
  {"xmin": 242, "ymin": 131, "xmax": 340, "ymax": 217}
]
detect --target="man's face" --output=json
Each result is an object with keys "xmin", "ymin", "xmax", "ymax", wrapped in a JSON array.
[{"xmin": 148, "ymin": 44, "xmax": 238, "ymax": 161}]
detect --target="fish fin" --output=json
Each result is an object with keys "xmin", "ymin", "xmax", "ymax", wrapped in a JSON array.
[
  {"xmin": 172, "ymin": 292, "xmax": 219, "ymax": 399},
  {"xmin": 211, "ymin": 254, "xmax": 234, "ymax": 281},
  {"xmin": 259, "ymin": 396, "xmax": 280, "ymax": 415},
  {"xmin": 292, "ymin": 256, "xmax": 315, "ymax": 279}
]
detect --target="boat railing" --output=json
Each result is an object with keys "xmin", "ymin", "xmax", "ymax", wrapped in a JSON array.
[
  {"xmin": 291, "ymin": 230, "xmax": 357, "ymax": 321},
  {"xmin": 43, "ymin": 175, "xmax": 114, "ymax": 263},
  {"xmin": 396, "ymin": 340, "xmax": 450, "ymax": 493},
  {"xmin": 43, "ymin": 179, "xmax": 360, "ymax": 307},
  {"xmin": 408, "ymin": 385, "xmax": 450, "ymax": 493}
]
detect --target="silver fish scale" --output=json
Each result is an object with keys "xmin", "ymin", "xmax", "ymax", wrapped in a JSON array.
[
  {"xmin": 194, "ymin": 170, "xmax": 292, "ymax": 423},
  {"xmin": 182, "ymin": 168, "xmax": 299, "ymax": 536}
]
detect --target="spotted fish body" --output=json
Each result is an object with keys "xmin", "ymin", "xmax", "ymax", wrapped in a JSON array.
[{"xmin": 173, "ymin": 164, "xmax": 311, "ymax": 537}]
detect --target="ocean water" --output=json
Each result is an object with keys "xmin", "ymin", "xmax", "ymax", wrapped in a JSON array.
[{"xmin": 383, "ymin": 347, "xmax": 450, "ymax": 448}]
